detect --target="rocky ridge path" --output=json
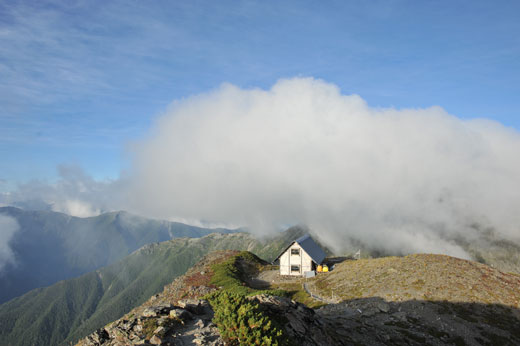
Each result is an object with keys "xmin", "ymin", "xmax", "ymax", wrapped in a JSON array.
[
  {"xmin": 76, "ymin": 251, "xmax": 335, "ymax": 346},
  {"xmin": 83, "ymin": 299, "xmax": 223, "ymax": 346}
]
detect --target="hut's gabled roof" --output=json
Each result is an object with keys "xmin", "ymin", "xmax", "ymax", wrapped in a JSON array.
[
  {"xmin": 294, "ymin": 234, "xmax": 326, "ymax": 264},
  {"xmin": 274, "ymin": 234, "xmax": 326, "ymax": 264}
]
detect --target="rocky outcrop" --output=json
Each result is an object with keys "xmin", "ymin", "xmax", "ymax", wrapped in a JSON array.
[
  {"xmin": 248, "ymin": 294, "xmax": 335, "ymax": 346},
  {"xmin": 80, "ymin": 295, "xmax": 337, "ymax": 346},
  {"xmin": 317, "ymin": 297, "xmax": 520, "ymax": 345},
  {"xmin": 79, "ymin": 294, "xmax": 520, "ymax": 346},
  {"xmin": 79, "ymin": 299, "xmax": 223, "ymax": 346}
]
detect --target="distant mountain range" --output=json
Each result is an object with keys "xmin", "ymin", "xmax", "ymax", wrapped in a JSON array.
[
  {"xmin": 0, "ymin": 230, "xmax": 304, "ymax": 346},
  {"xmin": 0, "ymin": 207, "xmax": 235, "ymax": 304}
]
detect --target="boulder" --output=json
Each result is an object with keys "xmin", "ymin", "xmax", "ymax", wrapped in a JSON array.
[
  {"xmin": 177, "ymin": 299, "xmax": 208, "ymax": 314},
  {"xmin": 120, "ymin": 319, "xmax": 137, "ymax": 331},
  {"xmin": 194, "ymin": 318, "xmax": 205, "ymax": 328},
  {"xmin": 149, "ymin": 334, "xmax": 163, "ymax": 345},
  {"xmin": 153, "ymin": 326, "xmax": 165, "ymax": 335},
  {"xmin": 85, "ymin": 328, "xmax": 109, "ymax": 345},
  {"xmin": 170, "ymin": 308, "xmax": 193, "ymax": 320}
]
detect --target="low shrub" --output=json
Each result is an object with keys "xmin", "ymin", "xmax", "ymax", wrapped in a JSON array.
[
  {"xmin": 207, "ymin": 290, "xmax": 286, "ymax": 345},
  {"xmin": 206, "ymin": 252, "xmax": 290, "ymax": 344},
  {"xmin": 210, "ymin": 252, "xmax": 287, "ymax": 297}
]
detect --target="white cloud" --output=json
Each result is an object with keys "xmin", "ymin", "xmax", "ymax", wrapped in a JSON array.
[
  {"xmin": 125, "ymin": 77, "xmax": 520, "ymax": 257},
  {"xmin": 3, "ymin": 78, "xmax": 520, "ymax": 258},
  {"xmin": 51, "ymin": 199, "xmax": 100, "ymax": 218},
  {"xmin": 2, "ymin": 164, "xmax": 118, "ymax": 217},
  {"xmin": 0, "ymin": 214, "xmax": 19, "ymax": 272}
]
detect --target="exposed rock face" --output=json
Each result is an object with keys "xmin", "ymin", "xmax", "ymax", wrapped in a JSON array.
[
  {"xmin": 84, "ymin": 328, "xmax": 109, "ymax": 346},
  {"xmin": 76, "ymin": 252, "xmax": 234, "ymax": 346},
  {"xmin": 79, "ymin": 299, "xmax": 223, "ymax": 346},
  {"xmin": 317, "ymin": 297, "xmax": 520, "ymax": 345},
  {"xmin": 249, "ymin": 294, "xmax": 335, "ymax": 345}
]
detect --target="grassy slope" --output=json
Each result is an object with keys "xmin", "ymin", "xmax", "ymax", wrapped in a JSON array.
[
  {"xmin": 0, "ymin": 230, "xmax": 299, "ymax": 346},
  {"xmin": 310, "ymin": 254, "xmax": 520, "ymax": 307}
]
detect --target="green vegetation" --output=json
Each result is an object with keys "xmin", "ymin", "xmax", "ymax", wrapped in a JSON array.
[
  {"xmin": 207, "ymin": 291, "xmax": 285, "ymax": 346},
  {"xmin": 205, "ymin": 252, "xmax": 290, "ymax": 345},
  {"xmin": 0, "ymin": 207, "xmax": 231, "ymax": 304},
  {"xmin": 209, "ymin": 251, "xmax": 286, "ymax": 297},
  {"xmin": 210, "ymin": 250, "xmax": 325, "ymax": 309},
  {"xmin": 210, "ymin": 251, "xmax": 259, "ymax": 291}
]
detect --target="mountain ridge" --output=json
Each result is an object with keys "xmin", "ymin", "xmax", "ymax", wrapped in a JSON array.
[
  {"xmin": 0, "ymin": 206, "xmax": 235, "ymax": 304},
  {"xmin": 0, "ymin": 230, "xmax": 305, "ymax": 346},
  {"xmin": 76, "ymin": 250, "xmax": 520, "ymax": 345}
]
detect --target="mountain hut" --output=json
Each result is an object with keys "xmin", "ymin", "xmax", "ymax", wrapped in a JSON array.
[{"xmin": 273, "ymin": 234, "xmax": 326, "ymax": 276}]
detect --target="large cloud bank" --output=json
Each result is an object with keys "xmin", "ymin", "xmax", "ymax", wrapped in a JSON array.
[
  {"xmin": 3, "ymin": 78, "xmax": 520, "ymax": 258},
  {"xmin": 124, "ymin": 78, "xmax": 520, "ymax": 257}
]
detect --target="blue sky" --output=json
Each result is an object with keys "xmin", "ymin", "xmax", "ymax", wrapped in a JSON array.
[{"xmin": 1, "ymin": 0, "xmax": 519, "ymax": 190}]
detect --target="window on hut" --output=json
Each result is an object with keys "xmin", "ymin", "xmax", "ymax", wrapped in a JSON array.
[
  {"xmin": 291, "ymin": 265, "xmax": 300, "ymax": 272},
  {"xmin": 291, "ymin": 248, "xmax": 300, "ymax": 255}
]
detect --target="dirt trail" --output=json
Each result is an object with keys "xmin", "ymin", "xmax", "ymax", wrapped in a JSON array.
[{"xmin": 250, "ymin": 269, "xmax": 301, "ymax": 288}]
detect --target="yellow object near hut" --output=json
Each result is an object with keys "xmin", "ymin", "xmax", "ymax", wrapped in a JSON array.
[
  {"xmin": 322, "ymin": 265, "xmax": 329, "ymax": 272},
  {"xmin": 317, "ymin": 265, "xmax": 323, "ymax": 272}
]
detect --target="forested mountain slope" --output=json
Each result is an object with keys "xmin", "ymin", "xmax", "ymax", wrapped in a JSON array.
[
  {"xmin": 0, "ymin": 207, "xmax": 232, "ymax": 303},
  {"xmin": 0, "ymin": 229, "xmax": 303, "ymax": 346}
]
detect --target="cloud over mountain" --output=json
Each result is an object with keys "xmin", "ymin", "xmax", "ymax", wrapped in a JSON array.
[
  {"xmin": 125, "ymin": 78, "xmax": 520, "ymax": 257},
  {"xmin": 0, "ymin": 214, "xmax": 19, "ymax": 272},
  {"xmin": 1, "ymin": 165, "xmax": 118, "ymax": 217},
  {"xmin": 3, "ymin": 78, "xmax": 520, "ymax": 257}
]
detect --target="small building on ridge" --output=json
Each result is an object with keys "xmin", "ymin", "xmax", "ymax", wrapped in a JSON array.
[{"xmin": 274, "ymin": 234, "xmax": 326, "ymax": 276}]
